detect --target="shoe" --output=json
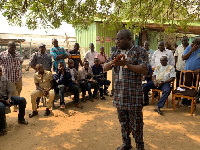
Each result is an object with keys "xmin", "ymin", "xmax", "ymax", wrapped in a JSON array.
[
  {"xmin": 29, "ymin": 111, "xmax": 38, "ymax": 118},
  {"xmin": 92, "ymin": 95, "xmax": 99, "ymax": 99},
  {"xmin": 188, "ymin": 105, "xmax": 191, "ymax": 108},
  {"xmin": 60, "ymin": 104, "xmax": 65, "ymax": 109},
  {"xmin": 18, "ymin": 119, "xmax": 28, "ymax": 125},
  {"xmin": 44, "ymin": 108, "xmax": 50, "ymax": 116},
  {"xmin": 81, "ymin": 98, "xmax": 86, "ymax": 103},
  {"xmin": 143, "ymin": 102, "xmax": 149, "ymax": 106},
  {"xmin": 154, "ymin": 108, "xmax": 163, "ymax": 115},
  {"xmin": 110, "ymin": 93, "xmax": 113, "ymax": 97},
  {"xmin": 104, "ymin": 93, "xmax": 109, "ymax": 96},
  {"xmin": 100, "ymin": 96, "xmax": 106, "ymax": 100},
  {"xmin": 88, "ymin": 96, "xmax": 94, "ymax": 102},
  {"xmin": 117, "ymin": 145, "xmax": 132, "ymax": 150},
  {"xmin": 0, "ymin": 129, "xmax": 7, "ymax": 136}
]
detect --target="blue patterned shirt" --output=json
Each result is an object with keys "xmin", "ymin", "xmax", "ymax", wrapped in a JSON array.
[
  {"xmin": 108, "ymin": 45, "xmax": 149, "ymax": 110},
  {"xmin": 50, "ymin": 46, "xmax": 68, "ymax": 71}
]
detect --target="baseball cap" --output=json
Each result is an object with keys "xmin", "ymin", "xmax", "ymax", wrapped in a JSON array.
[{"xmin": 38, "ymin": 43, "xmax": 46, "ymax": 47}]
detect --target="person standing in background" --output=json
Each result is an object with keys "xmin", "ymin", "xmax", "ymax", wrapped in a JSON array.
[
  {"xmin": 151, "ymin": 41, "xmax": 175, "ymax": 68},
  {"xmin": 68, "ymin": 43, "xmax": 84, "ymax": 71},
  {"xmin": 30, "ymin": 43, "xmax": 52, "ymax": 71},
  {"xmin": 0, "ymin": 41, "xmax": 23, "ymax": 112},
  {"xmin": 96, "ymin": 46, "xmax": 108, "ymax": 79},
  {"xmin": 50, "ymin": 38, "xmax": 70, "ymax": 72},
  {"xmin": 84, "ymin": 43, "xmax": 98, "ymax": 67},
  {"xmin": 174, "ymin": 36, "xmax": 189, "ymax": 88}
]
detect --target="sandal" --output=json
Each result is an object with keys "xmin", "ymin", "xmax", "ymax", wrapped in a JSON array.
[
  {"xmin": 75, "ymin": 103, "xmax": 83, "ymax": 109},
  {"xmin": 60, "ymin": 104, "xmax": 65, "ymax": 109}
]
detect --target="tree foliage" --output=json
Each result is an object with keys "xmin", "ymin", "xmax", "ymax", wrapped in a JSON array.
[{"xmin": 0, "ymin": 0, "xmax": 200, "ymax": 33}]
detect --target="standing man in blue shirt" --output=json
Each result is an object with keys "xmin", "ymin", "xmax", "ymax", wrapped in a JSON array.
[
  {"xmin": 182, "ymin": 37, "xmax": 200, "ymax": 105},
  {"xmin": 50, "ymin": 38, "xmax": 70, "ymax": 72}
]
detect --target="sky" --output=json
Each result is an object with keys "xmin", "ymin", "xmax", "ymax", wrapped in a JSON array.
[{"xmin": 0, "ymin": 15, "xmax": 76, "ymax": 37}]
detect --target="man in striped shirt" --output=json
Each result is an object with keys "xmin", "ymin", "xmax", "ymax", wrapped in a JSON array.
[
  {"xmin": 68, "ymin": 43, "xmax": 83, "ymax": 71},
  {"xmin": 0, "ymin": 41, "xmax": 23, "ymax": 112}
]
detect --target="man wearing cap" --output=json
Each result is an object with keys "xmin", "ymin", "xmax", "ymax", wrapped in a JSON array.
[{"xmin": 30, "ymin": 43, "xmax": 52, "ymax": 71}]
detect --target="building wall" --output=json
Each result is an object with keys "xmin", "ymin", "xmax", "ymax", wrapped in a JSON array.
[
  {"xmin": 76, "ymin": 23, "xmax": 118, "ymax": 57},
  {"xmin": 76, "ymin": 24, "xmax": 96, "ymax": 58},
  {"xmin": 95, "ymin": 23, "xmax": 117, "ymax": 56}
]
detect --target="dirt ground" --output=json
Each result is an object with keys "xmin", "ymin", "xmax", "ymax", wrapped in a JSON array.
[{"xmin": 1, "ymin": 65, "xmax": 200, "ymax": 150}]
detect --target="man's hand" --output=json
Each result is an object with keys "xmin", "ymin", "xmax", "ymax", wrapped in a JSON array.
[
  {"xmin": 111, "ymin": 54, "xmax": 126, "ymax": 66},
  {"xmin": 74, "ymin": 81, "xmax": 79, "ymax": 85},
  {"xmin": 194, "ymin": 69, "xmax": 200, "ymax": 74},
  {"xmin": 191, "ymin": 44, "xmax": 199, "ymax": 52},
  {"xmin": 5, "ymin": 100, "xmax": 11, "ymax": 107},
  {"xmin": 153, "ymin": 81, "xmax": 159, "ymax": 87},
  {"xmin": 43, "ymin": 90, "xmax": 49, "ymax": 97},
  {"xmin": 158, "ymin": 81, "xmax": 164, "ymax": 87}
]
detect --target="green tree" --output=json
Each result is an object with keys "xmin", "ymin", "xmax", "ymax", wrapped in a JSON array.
[{"xmin": 0, "ymin": 0, "xmax": 199, "ymax": 33}]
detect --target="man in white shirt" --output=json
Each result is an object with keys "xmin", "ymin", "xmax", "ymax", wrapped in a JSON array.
[
  {"xmin": 143, "ymin": 56, "xmax": 176, "ymax": 115},
  {"xmin": 84, "ymin": 43, "xmax": 98, "ymax": 66},
  {"xmin": 151, "ymin": 41, "xmax": 175, "ymax": 68},
  {"xmin": 174, "ymin": 36, "xmax": 189, "ymax": 88},
  {"xmin": 144, "ymin": 41, "xmax": 154, "ymax": 62}
]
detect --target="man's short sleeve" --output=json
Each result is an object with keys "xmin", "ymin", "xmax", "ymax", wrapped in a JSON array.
[
  {"xmin": 50, "ymin": 48, "xmax": 57, "ymax": 60},
  {"xmin": 61, "ymin": 47, "xmax": 68, "ymax": 56},
  {"xmin": 0, "ymin": 52, "xmax": 2, "ymax": 64},
  {"xmin": 174, "ymin": 47, "xmax": 178, "ymax": 57},
  {"xmin": 29, "ymin": 53, "xmax": 36, "ymax": 67},
  {"xmin": 170, "ymin": 67, "xmax": 176, "ymax": 78},
  {"xmin": 183, "ymin": 45, "xmax": 191, "ymax": 56},
  {"xmin": 48, "ymin": 72, "xmax": 53, "ymax": 81},
  {"xmin": 84, "ymin": 51, "xmax": 88, "ymax": 59},
  {"xmin": 153, "ymin": 67, "xmax": 158, "ymax": 76},
  {"xmin": 137, "ymin": 47, "xmax": 149, "ymax": 69},
  {"xmin": 34, "ymin": 74, "xmax": 39, "ymax": 84}
]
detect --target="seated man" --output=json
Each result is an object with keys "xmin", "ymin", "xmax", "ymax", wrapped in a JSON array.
[
  {"xmin": 92, "ymin": 58, "xmax": 111, "ymax": 100},
  {"xmin": 66, "ymin": 59, "xmax": 79, "ymax": 85},
  {"xmin": 79, "ymin": 61, "xmax": 98, "ymax": 102},
  {"xmin": 29, "ymin": 64, "xmax": 55, "ymax": 118},
  {"xmin": 0, "ymin": 67, "xmax": 28, "ymax": 136},
  {"xmin": 143, "ymin": 56, "xmax": 176, "ymax": 115},
  {"xmin": 53, "ymin": 62, "xmax": 83, "ymax": 109}
]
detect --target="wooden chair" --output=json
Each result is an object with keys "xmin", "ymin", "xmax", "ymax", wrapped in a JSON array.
[
  {"xmin": 172, "ymin": 70, "xmax": 199, "ymax": 115},
  {"xmin": 152, "ymin": 81, "xmax": 174, "ymax": 107}
]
